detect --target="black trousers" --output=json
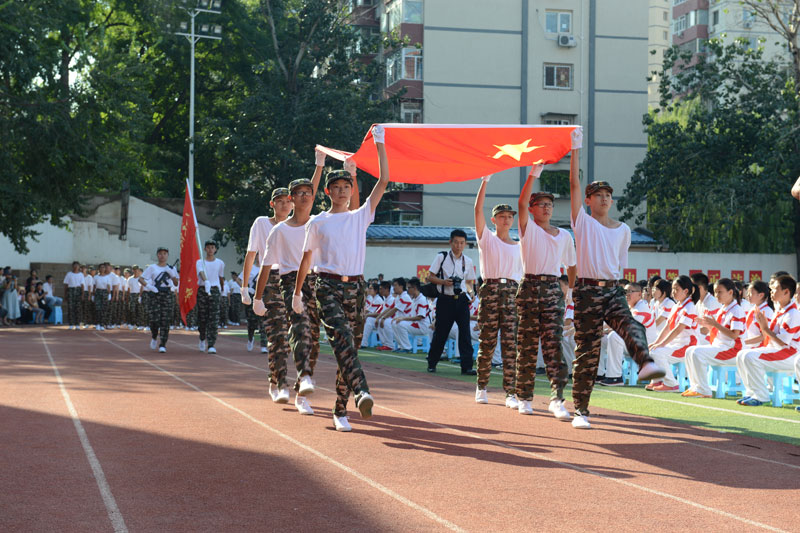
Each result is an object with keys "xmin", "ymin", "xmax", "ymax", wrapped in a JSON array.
[{"xmin": 427, "ymin": 293, "xmax": 473, "ymax": 371}]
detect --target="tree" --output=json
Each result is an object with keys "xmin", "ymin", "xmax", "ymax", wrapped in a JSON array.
[{"xmin": 618, "ymin": 38, "xmax": 800, "ymax": 263}]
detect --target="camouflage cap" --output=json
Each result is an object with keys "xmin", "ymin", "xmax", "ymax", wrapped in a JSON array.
[
  {"xmin": 325, "ymin": 170, "xmax": 353, "ymax": 188},
  {"xmin": 289, "ymin": 178, "xmax": 313, "ymax": 193},
  {"xmin": 156, "ymin": 247, "xmax": 169, "ymax": 254},
  {"xmin": 491, "ymin": 204, "xmax": 517, "ymax": 216},
  {"xmin": 585, "ymin": 180, "xmax": 614, "ymax": 197},
  {"xmin": 529, "ymin": 191, "xmax": 555, "ymax": 206},
  {"xmin": 271, "ymin": 187, "xmax": 290, "ymax": 200}
]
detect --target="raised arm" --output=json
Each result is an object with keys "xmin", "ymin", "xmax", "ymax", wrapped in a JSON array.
[
  {"xmin": 792, "ymin": 175, "xmax": 800, "ymax": 201},
  {"xmin": 569, "ymin": 127, "xmax": 583, "ymax": 224},
  {"xmin": 518, "ymin": 165, "xmax": 543, "ymax": 237},
  {"xmin": 312, "ymin": 149, "xmax": 325, "ymax": 198},
  {"xmin": 474, "ymin": 176, "xmax": 491, "ymax": 240},
  {"xmin": 344, "ymin": 157, "xmax": 360, "ymax": 210},
  {"xmin": 367, "ymin": 125, "xmax": 391, "ymax": 216}
]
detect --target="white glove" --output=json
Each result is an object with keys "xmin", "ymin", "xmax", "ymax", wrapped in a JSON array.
[
  {"xmin": 530, "ymin": 164, "xmax": 544, "ymax": 178},
  {"xmin": 571, "ymin": 127, "xmax": 583, "ymax": 150},
  {"xmin": 315, "ymin": 149, "xmax": 326, "ymax": 167},
  {"xmin": 344, "ymin": 157, "xmax": 357, "ymax": 175},
  {"xmin": 241, "ymin": 291, "xmax": 252, "ymax": 305},
  {"xmin": 481, "ymin": 174, "xmax": 492, "ymax": 183},
  {"xmin": 253, "ymin": 298, "xmax": 266, "ymax": 316},
  {"xmin": 292, "ymin": 294, "xmax": 305, "ymax": 314},
  {"xmin": 204, "ymin": 280, "xmax": 211, "ymax": 293},
  {"xmin": 372, "ymin": 124, "xmax": 385, "ymax": 144}
]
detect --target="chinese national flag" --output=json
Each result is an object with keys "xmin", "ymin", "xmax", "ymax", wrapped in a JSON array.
[
  {"xmin": 179, "ymin": 182, "xmax": 201, "ymax": 324},
  {"xmin": 317, "ymin": 124, "xmax": 578, "ymax": 184}
]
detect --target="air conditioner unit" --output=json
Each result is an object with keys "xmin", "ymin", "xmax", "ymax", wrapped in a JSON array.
[{"xmin": 558, "ymin": 34, "xmax": 577, "ymax": 47}]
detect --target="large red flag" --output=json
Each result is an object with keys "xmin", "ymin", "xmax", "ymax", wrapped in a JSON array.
[
  {"xmin": 317, "ymin": 123, "xmax": 578, "ymax": 184},
  {"xmin": 179, "ymin": 181, "xmax": 201, "ymax": 324}
]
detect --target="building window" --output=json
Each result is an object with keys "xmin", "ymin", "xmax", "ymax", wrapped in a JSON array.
[
  {"xmin": 386, "ymin": 47, "xmax": 423, "ymax": 86},
  {"xmin": 663, "ymin": 30, "xmax": 668, "ymax": 39},
  {"xmin": 545, "ymin": 11, "xmax": 572, "ymax": 34},
  {"xmin": 742, "ymin": 9, "xmax": 756, "ymax": 28},
  {"xmin": 673, "ymin": 15, "xmax": 686, "ymax": 33},
  {"xmin": 663, "ymin": 10, "xmax": 668, "ymax": 21},
  {"xmin": 400, "ymin": 101, "xmax": 422, "ymax": 123},
  {"xmin": 540, "ymin": 170, "xmax": 570, "ymax": 197},
  {"xmin": 543, "ymin": 64, "xmax": 572, "ymax": 90},
  {"xmin": 673, "ymin": 0, "xmax": 686, "ymax": 5},
  {"xmin": 384, "ymin": 0, "xmax": 423, "ymax": 32},
  {"xmin": 712, "ymin": 10, "xmax": 719, "ymax": 26},
  {"xmin": 541, "ymin": 113, "xmax": 575, "ymax": 125}
]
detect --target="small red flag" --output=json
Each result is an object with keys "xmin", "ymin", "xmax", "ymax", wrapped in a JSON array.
[
  {"xmin": 179, "ymin": 182, "xmax": 201, "ymax": 324},
  {"xmin": 647, "ymin": 268, "xmax": 661, "ymax": 280},
  {"xmin": 623, "ymin": 268, "xmax": 637, "ymax": 282},
  {"xmin": 665, "ymin": 269, "xmax": 679, "ymax": 280},
  {"xmin": 317, "ymin": 123, "xmax": 577, "ymax": 184},
  {"xmin": 708, "ymin": 269, "xmax": 721, "ymax": 283},
  {"xmin": 731, "ymin": 270, "xmax": 744, "ymax": 281}
]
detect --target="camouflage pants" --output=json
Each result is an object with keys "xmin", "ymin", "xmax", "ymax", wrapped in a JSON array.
[
  {"xmin": 172, "ymin": 293, "xmax": 181, "ymax": 326},
  {"xmin": 515, "ymin": 279, "xmax": 568, "ymax": 401},
  {"xmin": 94, "ymin": 289, "xmax": 109, "ymax": 326},
  {"xmin": 315, "ymin": 276, "xmax": 368, "ymax": 417},
  {"xmin": 198, "ymin": 286, "xmax": 220, "ymax": 347},
  {"xmin": 186, "ymin": 305, "xmax": 197, "ymax": 328},
  {"xmin": 111, "ymin": 297, "xmax": 121, "ymax": 325},
  {"xmin": 263, "ymin": 269, "xmax": 290, "ymax": 387},
  {"xmin": 280, "ymin": 272, "xmax": 320, "ymax": 392},
  {"xmin": 129, "ymin": 296, "xmax": 143, "ymax": 327},
  {"xmin": 476, "ymin": 280, "xmax": 518, "ymax": 394},
  {"xmin": 219, "ymin": 295, "xmax": 228, "ymax": 327},
  {"xmin": 244, "ymin": 300, "xmax": 261, "ymax": 339},
  {"xmin": 149, "ymin": 290, "xmax": 173, "ymax": 346},
  {"xmin": 82, "ymin": 291, "xmax": 93, "ymax": 325},
  {"xmin": 66, "ymin": 287, "xmax": 82, "ymax": 326},
  {"xmin": 230, "ymin": 297, "xmax": 243, "ymax": 324},
  {"xmin": 573, "ymin": 285, "xmax": 652, "ymax": 416}
]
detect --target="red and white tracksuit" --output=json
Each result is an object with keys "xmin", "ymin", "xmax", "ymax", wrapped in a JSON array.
[
  {"xmin": 606, "ymin": 298, "xmax": 657, "ymax": 379},
  {"xmin": 393, "ymin": 293, "xmax": 432, "ymax": 350},
  {"xmin": 650, "ymin": 298, "xmax": 698, "ymax": 387},
  {"xmin": 684, "ymin": 301, "xmax": 745, "ymax": 396},
  {"xmin": 361, "ymin": 294, "xmax": 384, "ymax": 347},
  {"xmin": 736, "ymin": 301, "xmax": 800, "ymax": 402}
]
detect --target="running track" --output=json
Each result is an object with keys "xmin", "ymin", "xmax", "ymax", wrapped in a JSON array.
[{"xmin": 2, "ymin": 327, "xmax": 798, "ymax": 532}]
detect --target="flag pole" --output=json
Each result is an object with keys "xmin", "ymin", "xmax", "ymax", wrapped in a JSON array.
[{"xmin": 186, "ymin": 179, "xmax": 209, "ymax": 280}]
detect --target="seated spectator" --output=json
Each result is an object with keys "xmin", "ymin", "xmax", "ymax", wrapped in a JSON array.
[
  {"xmin": 2, "ymin": 268, "xmax": 20, "ymax": 323},
  {"xmin": 601, "ymin": 281, "xmax": 657, "ymax": 386},
  {"xmin": 33, "ymin": 282, "xmax": 52, "ymax": 320},
  {"xmin": 392, "ymin": 278, "xmax": 432, "ymax": 353},
  {"xmin": 42, "ymin": 275, "xmax": 63, "ymax": 307},
  {"xmin": 23, "ymin": 289, "xmax": 45, "ymax": 324},
  {"xmin": 25, "ymin": 269, "xmax": 39, "ymax": 293}
]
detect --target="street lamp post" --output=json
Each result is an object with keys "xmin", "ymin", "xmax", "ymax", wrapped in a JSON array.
[{"xmin": 174, "ymin": 0, "xmax": 222, "ymax": 194}]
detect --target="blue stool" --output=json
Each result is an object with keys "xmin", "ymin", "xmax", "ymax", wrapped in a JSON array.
[
  {"xmin": 412, "ymin": 335, "xmax": 430, "ymax": 354},
  {"xmin": 708, "ymin": 365, "xmax": 743, "ymax": 399},
  {"xmin": 671, "ymin": 361, "xmax": 689, "ymax": 392},
  {"xmin": 368, "ymin": 331, "xmax": 379, "ymax": 347},
  {"xmin": 766, "ymin": 371, "xmax": 800, "ymax": 406},
  {"xmin": 49, "ymin": 306, "xmax": 63, "ymax": 325},
  {"xmin": 622, "ymin": 357, "xmax": 639, "ymax": 386},
  {"xmin": 445, "ymin": 339, "xmax": 456, "ymax": 360}
]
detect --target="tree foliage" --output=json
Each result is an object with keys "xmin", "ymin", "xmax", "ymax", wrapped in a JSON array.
[{"xmin": 618, "ymin": 37, "xmax": 800, "ymax": 254}]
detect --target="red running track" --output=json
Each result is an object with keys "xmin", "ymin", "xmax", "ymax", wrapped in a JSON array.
[{"xmin": 1, "ymin": 327, "xmax": 798, "ymax": 532}]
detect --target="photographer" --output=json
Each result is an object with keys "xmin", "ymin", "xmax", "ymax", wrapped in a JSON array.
[{"xmin": 425, "ymin": 229, "xmax": 477, "ymax": 374}]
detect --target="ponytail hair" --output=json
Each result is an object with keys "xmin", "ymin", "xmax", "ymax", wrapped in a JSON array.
[
  {"xmin": 715, "ymin": 278, "xmax": 739, "ymax": 304},
  {"xmin": 655, "ymin": 279, "xmax": 672, "ymax": 300},
  {"xmin": 674, "ymin": 275, "xmax": 700, "ymax": 304},
  {"xmin": 749, "ymin": 280, "xmax": 773, "ymax": 310}
]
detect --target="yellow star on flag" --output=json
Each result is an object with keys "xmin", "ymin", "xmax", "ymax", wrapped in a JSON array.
[{"xmin": 491, "ymin": 139, "xmax": 543, "ymax": 161}]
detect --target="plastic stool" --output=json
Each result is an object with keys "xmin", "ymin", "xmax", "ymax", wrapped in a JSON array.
[
  {"xmin": 368, "ymin": 331, "xmax": 379, "ymax": 347},
  {"xmin": 445, "ymin": 338, "xmax": 456, "ymax": 360},
  {"xmin": 766, "ymin": 371, "xmax": 800, "ymax": 406},
  {"xmin": 412, "ymin": 335, "xmax": 430, "ymax": 354},
  {"xmin": 49, "ymin": 306, "xmax": 63, "ymax": 325},
  {"xmin": 708, "ymin": 365, "xmax": 742, "ymax": 399},
  {"xmin": 671, "ymin": 361, "xmax": 689, "ymax": 392}
]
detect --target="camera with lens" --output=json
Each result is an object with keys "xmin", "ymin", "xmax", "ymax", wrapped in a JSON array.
[{"xmin": 450, "ymin": 275, "xmax": 463, "ymax": 295}]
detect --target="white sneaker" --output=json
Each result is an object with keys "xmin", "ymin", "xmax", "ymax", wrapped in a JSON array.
[
  {"xmin": 638, "ymin": 361, "xmax": 666, "ymax": 382},
  {"xmin": 475, "ymin": 387, "xmax": 489, "ymax": 404},
  {"xmin": 169, "ymin": 326, "xmax": 174, "ymax": 330},
  {"xmin": 260, "ymin": 346, "xmax": 268, "ymax": 354},
  {"xmin": 276, "ymin": 387, "xmax": 290, "ymax": 404},
  {"xmin": 128, "ymin": 325, "xmax": 134, "ymax": 330},
  {"xmin": 356, "ymin": 392, "xmax": 374, "ymax": 419},
  {"xmin": 149, "ymin": 339, "xmax": 158, "ymax": 351},
  {"xmin": 158, "ymin": 346, "xmax": 166, "ymax": 353},
  {"xmin": 505, "ymin": 395, "xmax": 520, "ymax": 409},
  {"xmin": 137, "ymin": 326, "xmax": 144, "ymax": 331},
  {"xmin": 548, "ymin": 399, "xmax": 571, "ymax": 421},
  {"xmin": 269, "ymin": 384, "xmax": 280, "ymax": 402},
  {"xmin": 246, "ymin": 338, "xmax": 254, "ymax": 352},
  {"xmin": 572, "ymin": 414, "xmax": 591, "ymax": 429},
  {"xmin": 198, "ymin": 340, "xmax": 206, "ymax": 351},
  {"xmin": 297, "ymin": 375, "xmax": 315, "ymax": 396},
  {"xmin": 295, "ymin": 395, "xmax": 314, "ymax": 415},
  {"xmin": 518, "ymin": 400, "xmax": 533, "ymax": 415},
  {"xmin": 333, "ymin": 414, "xmax": 352, "ymax": 432},
  {"xmin": 208, "ymin": 347, "xmax": 217, "ymax": 354}
]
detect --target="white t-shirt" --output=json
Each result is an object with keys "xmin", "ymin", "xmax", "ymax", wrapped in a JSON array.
[
  {"xmin": 247, "ymin": 216, "xmax": 277, "ymax": 269},
  {"xmin": 264, "ymin": 221, "xmax": 311, "ymax": 275},
  {"xmin": 429, "ymin": 250, "xmax": 477, "ymax": 296},
  {"xmin": 107, "ymin": 273, "xmax": 120, "ymax": 290},
  {"xmin": 409, "ymin": 292, "xmax": 431, "ymax": 324},
  {"xmin": 63, "ymin": 272, "xmax": 84, "ymax": 289},
  {"xmin": 571, "ymin": 208, "xmax": 631, "ymax": 280},
  {"xmin": 142, "ymin": 264, "xmax": 178, "ymax": 293},
  {"xmin": 83, "ymin": 273, "xmax": 94, "ymax": 291},
  {"xmin": 93, "ymin": 274, "xmax": 113, "ymax": 291},
  {"xmin": 237, "ymin": 268, "xmax": 259, "ymax": 295},
  {"xmin": 228, "ymin": 279, "xmax": 241, "ymax": 294},
  {"xmin": 128, "ymin": 276, "xmax": 142, "ymax": 294},
  {"xmin": 303, "ymin": 198, "xmax": 375, "ymax": 276},
  {"xmin": 367, "ymin": 294, "xmax": 384, "ymax": 314},
  {"xmin": 197, "ymin": 258, "xmax": 225, "ymax": 289},
  {"xmin": 477, "ymin": 229, "xmax": 523, "ymax": 280},
  {"xmin": 393, "ymin": 291, "xmax": 413, "ymax": 318},
  {"xmin": 519, "ymin": 217, "xmax": 576, "ymax": 277}
]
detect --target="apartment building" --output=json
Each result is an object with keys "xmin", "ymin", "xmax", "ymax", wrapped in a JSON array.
[{"xmin": 649, "ymin": 0, "xmax": 672, "ymax": 108}]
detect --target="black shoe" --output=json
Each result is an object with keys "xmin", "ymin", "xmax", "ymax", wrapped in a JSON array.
[
  {"xmin": 596, "ymin": 374, "xmax": 605, "ymax": 382},
  {"xmin": 461, "ymin": 369, "xmax": 477, "ymax": 376},
  {"xmin": 535, "ymin": 367, "xmax": 545, "ymax": 375},
  {"xmin": 451, "ymin": 358, "xmax": 461, "ymax": 364},
  {"xmin": 599, "ymin": 376, "xmax": 624, "ymax": 386},
  {"xmin": 427, "ymin": 367, "xmax": 436, "ymax": 373}
]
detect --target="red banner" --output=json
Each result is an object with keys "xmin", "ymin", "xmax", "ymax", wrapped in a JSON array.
[
  {"xmin": 749, "ymin": 270, "xmax": 763, "ymax": 282},
  {"xmin": 647, "ymin": 268, "xmax": 661, "ymax": 280},
  {"xmin": 623, "ymin": 268, "xmax": 637, "ymax": 283},
  {"xmin": 708, "ymin": 269, "xmax": 721, "ymax": 283},
  {"xmin": 731, "ymin": 270, "xmax": 744, "ymax": 282},
  {"xmin": 689, "ymin": 269, "xmax": 703, "ymax": 277},
  {"xmin": 317, "ymin": 123, "xmax": 577, "ymax": 184},
  {"xmin": 665, "ymin": 269, "xmax": 679, "ymax": 280},
  {"xmin": 178, "ymin": 183, "xmax": 201, "ymax": 324},
  {"xmin": 417, "ymin": 265, "xmax": 431, "ymax": 283}
]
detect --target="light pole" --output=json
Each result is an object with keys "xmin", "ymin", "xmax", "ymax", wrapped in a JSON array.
[{"xmin": 174, "ymin": 0, "xmax": 222, "ymax": 194}]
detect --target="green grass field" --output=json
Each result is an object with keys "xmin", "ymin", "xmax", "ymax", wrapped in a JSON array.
[{"xmin": 221, "ymin": 330, "xmax": 800, "ymax": 446}]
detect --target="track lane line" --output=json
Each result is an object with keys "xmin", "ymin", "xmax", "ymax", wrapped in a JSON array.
[
  {"xmin": 96, "ymin": 334, "xmax": 466, "ymax": 533},
  {"xmin": 40, "ymin": 333, "xmax": 128, "ymax": 533}
]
